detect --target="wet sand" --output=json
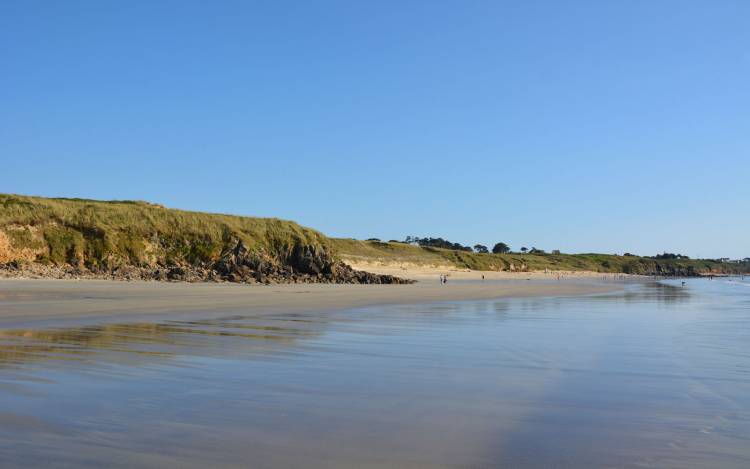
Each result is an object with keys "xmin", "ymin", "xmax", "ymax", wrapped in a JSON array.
[
  {"xmin": 1, "ymin": 277, "xmax": 750, "ymax": 468},
  {"xmin": 0, "ymin": 278, "xmax": 616, "ymax": 327},
  {"xmin": 0, "ymin": 278, "xmax": 749, "ymax": 468}
]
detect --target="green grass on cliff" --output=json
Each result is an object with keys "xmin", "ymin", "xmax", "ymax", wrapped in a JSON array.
[
  {"xmin": 331, "ymin": 239, "xmax": 750, "ymax": 276},
  {"xmin": 2, "ymin": 194, "xmax": 746, "ymax": 276},
  {"xmin": 0, "ymin": 194, "xmax": 330, "ymax": 268}
]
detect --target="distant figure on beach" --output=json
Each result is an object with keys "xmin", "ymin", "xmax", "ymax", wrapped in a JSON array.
[
  {"xmin": 481, "ymin": 274, "xmax": 485, "ymax": 281},
  {"xmin": 443, "ymin": 274, "xmax": 447, "ymax": 284},
  {"xmin": 439, "ymin": 274, "xmax": 443, "ymax": 284}
]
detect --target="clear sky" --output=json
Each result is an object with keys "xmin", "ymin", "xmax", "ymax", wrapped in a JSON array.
[{"xmin": 2, "ymin": 1, "xmax": 748, "ymax": 259}]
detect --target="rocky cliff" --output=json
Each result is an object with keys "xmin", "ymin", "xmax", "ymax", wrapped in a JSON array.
[{"xmin": 0, "ymin": 194, "xmax": 411, "ymax": 284}]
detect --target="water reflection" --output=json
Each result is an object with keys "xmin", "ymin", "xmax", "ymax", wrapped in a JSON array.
[
  {"xmin": 0, "ymin": 315, "xmax": 323, "ymax": 369},
  {"xmin": 0, "ymin": 280, "xmax": 748, "ymax": 468},
  {"xmin": 0, "ymin": 281, "xmax": 694, "ymax": 372},
  {"xmin": 577, "ymin": 279, "xmax": 692, "ymax": 305}
]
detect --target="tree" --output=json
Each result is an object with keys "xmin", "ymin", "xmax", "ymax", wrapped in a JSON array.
[
  {"xmin": 404, "ymin": 236, "xmax": 472, "ymax": 252},
  {"xmin": 473, "ymin": 244, "xmax": 489, "ymax": 254},
  {"xmin": 520, "ymin": 247, "xmax": 528, "ymax": 253},
  {"xmin": 653, "ymin": 252, "xmax": 690, "ymax": 260},
  {"xmin": 492, "ymin": 242, "xmax": 510, "ymax": 254}
]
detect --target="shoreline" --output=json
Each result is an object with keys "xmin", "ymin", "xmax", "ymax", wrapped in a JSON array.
[
  {"xmin": 0, "ymin": 277, "xmax": 624, "ymax": 328},
  {"xmin": 343, "ymin": 261, "xmax": 632, "ymax": 282}
]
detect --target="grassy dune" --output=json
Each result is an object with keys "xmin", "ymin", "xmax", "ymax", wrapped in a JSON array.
[
  {"xmin": 0, "ymin": 194, "xmax": 330, "ymax": 269},
  {"xmin": 332, "ymin": 239, "xmax": 749, "ymax": 276}
]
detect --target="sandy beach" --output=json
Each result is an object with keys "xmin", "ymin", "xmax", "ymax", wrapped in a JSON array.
[
  {"xmin": 344, "ymin": 261, "xmax": 627, "ymax": 281},
  {"xmin": 0, "ymin": 275, "xmax": 619, "ymax": 327}
]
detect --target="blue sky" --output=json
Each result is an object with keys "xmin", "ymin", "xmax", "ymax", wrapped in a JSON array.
[{"xmin": 2, "ymin": 1, "xmax": 748, "ymax": 258}]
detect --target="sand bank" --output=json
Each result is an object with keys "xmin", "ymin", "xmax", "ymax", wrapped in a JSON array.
[
  {"xmin": 344, "ymin": 261, "xmax": 628, "ymax": 282},
  {"xmin": 0, "ymin": 277, "xmax": 620, "ymax": 327}
]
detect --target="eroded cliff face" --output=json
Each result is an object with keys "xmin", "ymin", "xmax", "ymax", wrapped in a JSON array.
[
  {"xmin": 621, "ymin": 260, "xmax": 700, "ymax": 276},
  {"xmin": 0, "ymin": 225, "xmax": 46, "ymax": 264},
  {"xmin": 0, "ymin": 225, "xmax": 411, "ymax": 284},
  {"xmin": 0, "ymin": 231, "xmax": 10, "ymax": 264},
  {"xmin": 208, "ymin": 239, "xmax": 410, "ymax": 284}
]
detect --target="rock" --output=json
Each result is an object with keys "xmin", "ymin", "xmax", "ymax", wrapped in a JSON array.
[
  {"xmin": 0, "ymin": 239, "xmax": 415, "ymax": 285},
  {"xmin": 167, "ymin": 266, "xmax": 186, "ymax": 280}
]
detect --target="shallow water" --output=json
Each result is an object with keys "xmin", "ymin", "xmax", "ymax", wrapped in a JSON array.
[{"xmin": 0, "ymin": 279, "xmax": 749, "ymax": 468}]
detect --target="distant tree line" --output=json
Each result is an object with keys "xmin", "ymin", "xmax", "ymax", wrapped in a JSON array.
[
  {"xmin": 404, "ymin": 236, "xmax": 473, "ymax": 252},
  {"xmin": 470, "ymin": 243, "xmax": 512, "ymax": 254},
  {"xmin": 400, "ymin": 237, "xmax": 558, "ymax": 256},
  {"xmin": 365, "ymin": 238, "xmax": 744, "ymax": 263},
  {"xmin": 651, "ymin": 252, "xmax": 691, "ymax": 260}
]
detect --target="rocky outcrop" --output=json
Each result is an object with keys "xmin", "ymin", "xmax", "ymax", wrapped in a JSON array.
[
  {"xmin": 621, "ymin": 260, "xmax": 700, "ymax": 277},
  {"xmin": 0, "ymin": 239, "xmax": 413, "ymax": 284},
  {"xmin": 210, "ymin": 240, "xmax": 411, "ymax": 284}
]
